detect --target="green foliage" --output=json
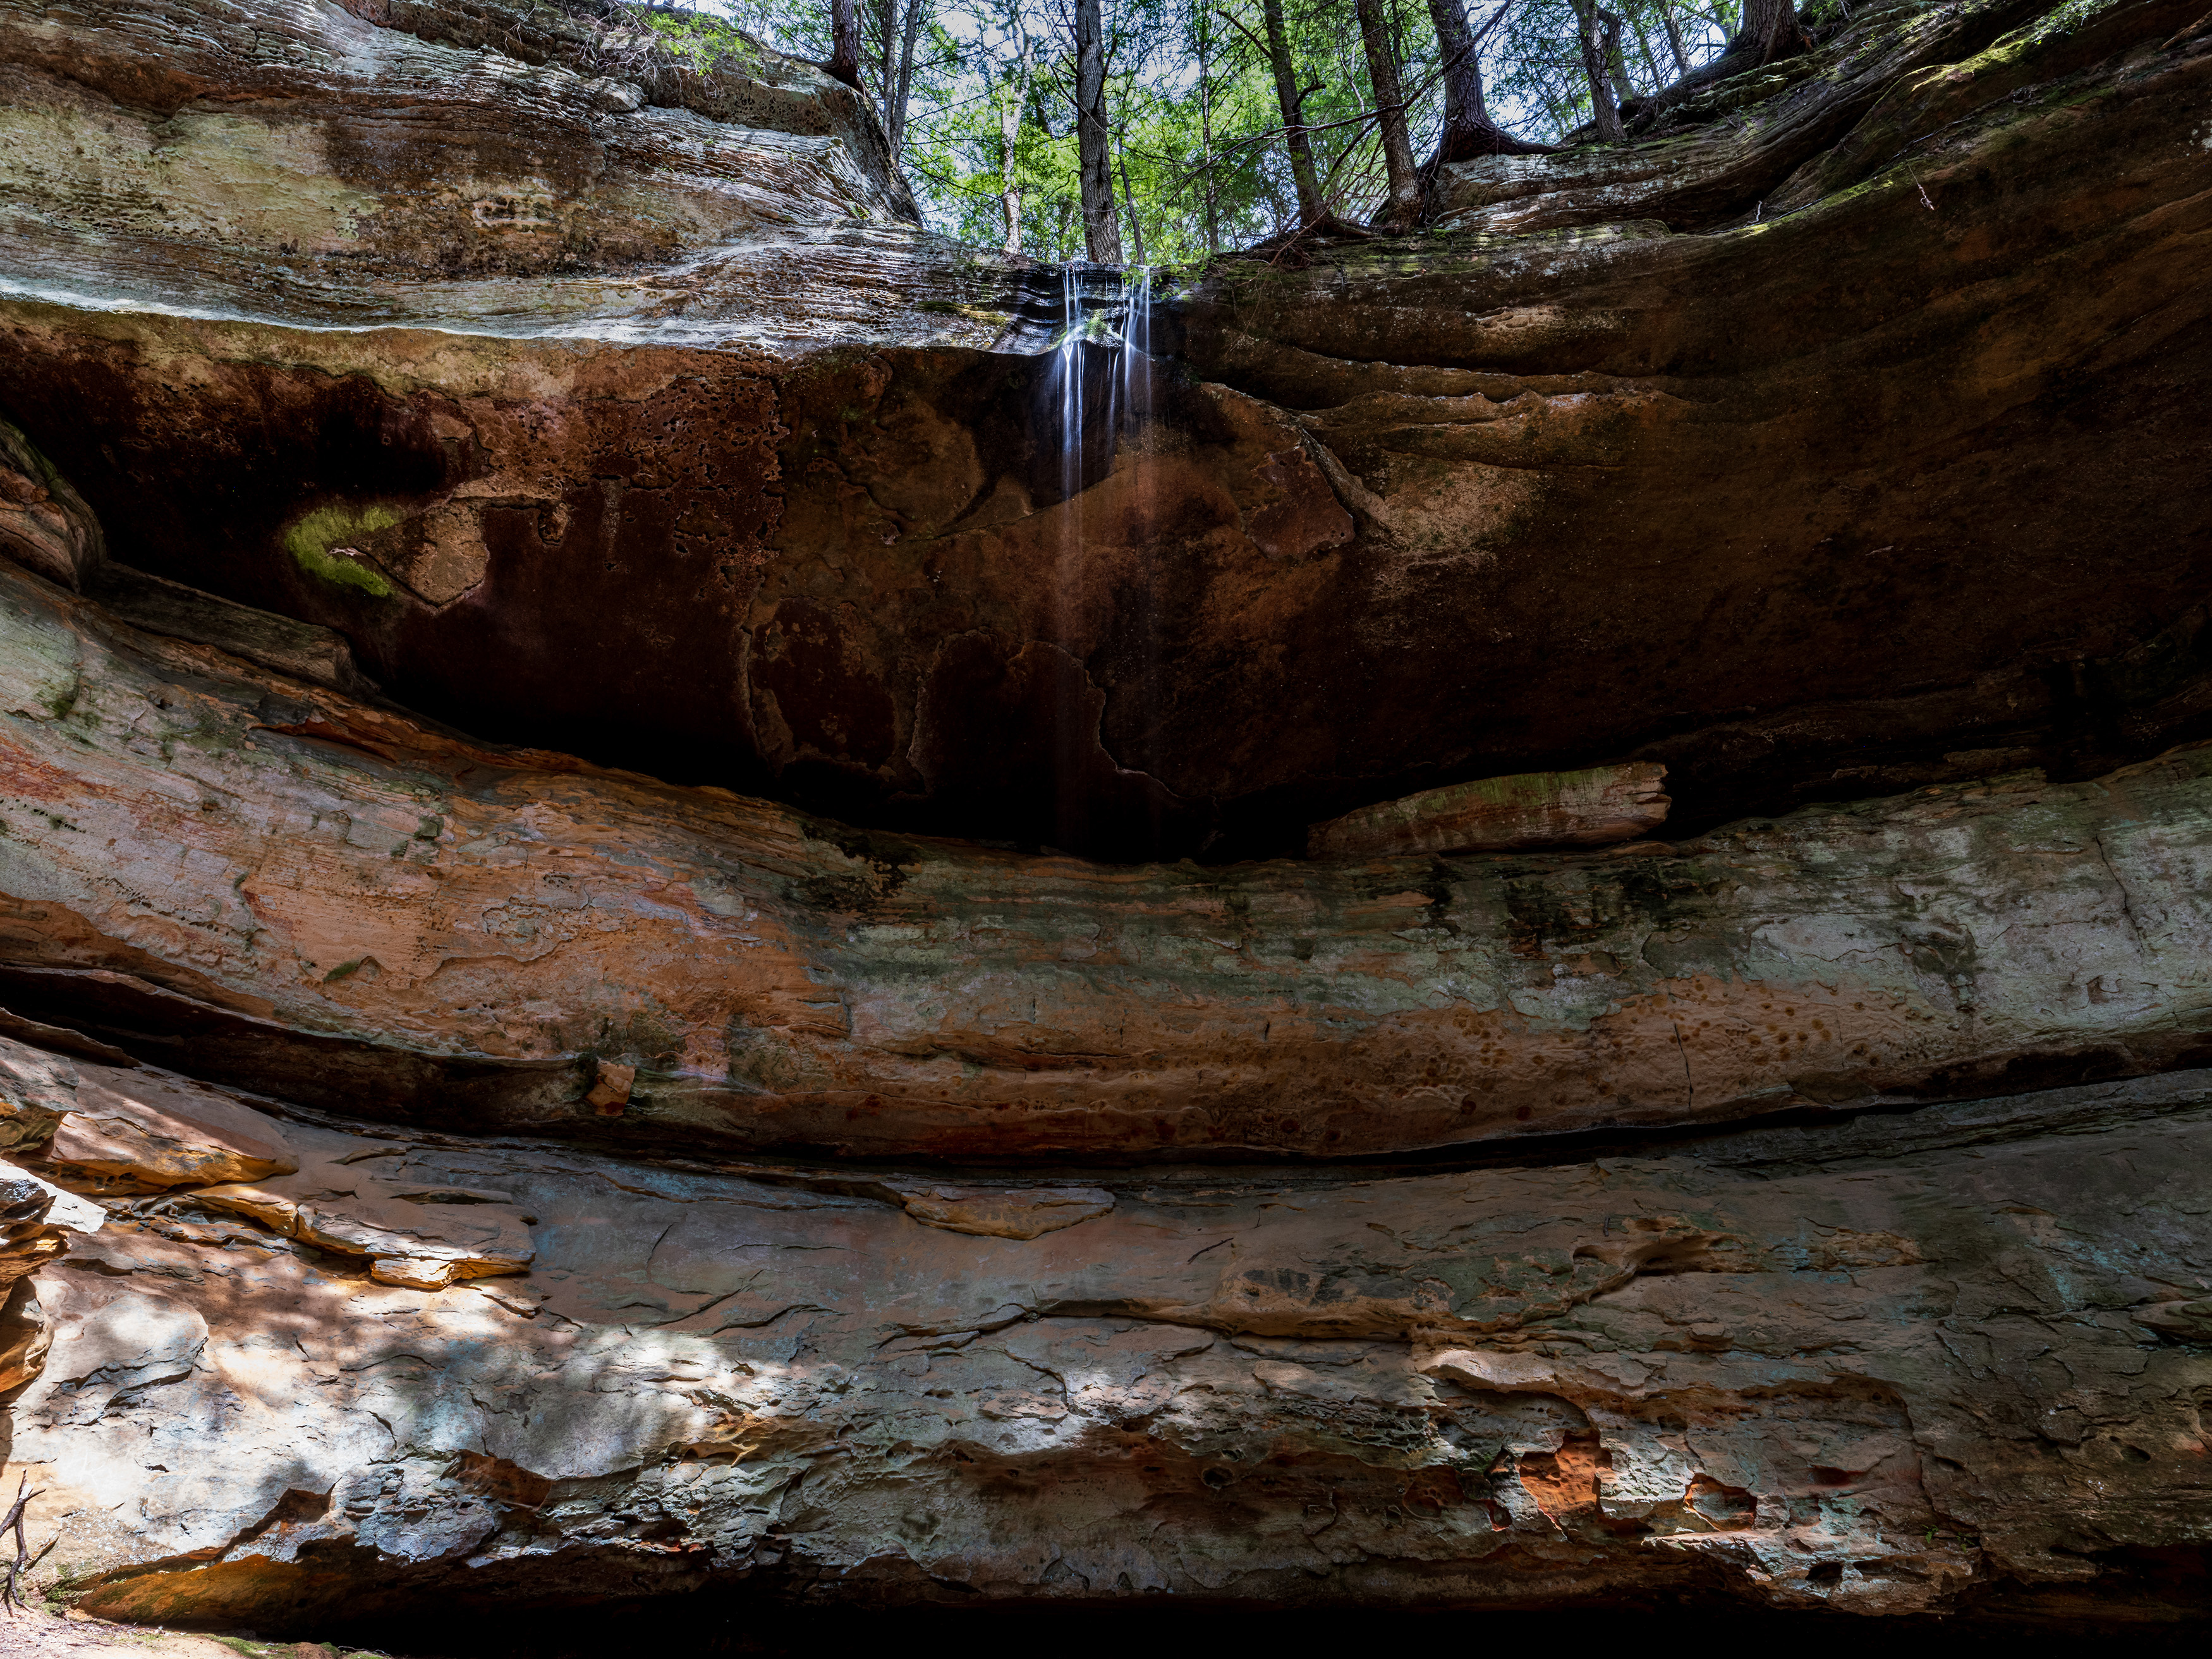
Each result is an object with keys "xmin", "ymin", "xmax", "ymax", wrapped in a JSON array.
[
  {"xmin": 41, "ymin": 1559, "xmax": 95, "ymax": 1610},
  {"xmin": 636, "ymin": 4, "xmax": 772, "ymax": 68},
  {"xmin": 646, "ymin": 0, "xmax": 1746, "ymax": 257}
]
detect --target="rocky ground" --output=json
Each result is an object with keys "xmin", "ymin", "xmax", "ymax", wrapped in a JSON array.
[
  {"xmin": 0, "ymin": 1033, "xmax": 2204, "ymax": 1627},
  {"xmin": 0, "ymin": 1612, "xmax": 267, "ymax": 1659}
]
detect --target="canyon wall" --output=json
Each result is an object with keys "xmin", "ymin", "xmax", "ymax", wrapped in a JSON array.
[{"xmin": 0, "ymin": 0, "xmax": 2208, "ymax": 1632}]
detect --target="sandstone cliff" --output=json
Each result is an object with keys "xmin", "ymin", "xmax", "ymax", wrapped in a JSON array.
[{"xmin": 0, "ymin": 0, "xmax": 2208, "ymax": 1636}]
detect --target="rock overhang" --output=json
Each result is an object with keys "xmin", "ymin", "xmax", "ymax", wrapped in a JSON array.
[
  {"xmin": 1, "ymin": 0, "xmax": 2210, "ymax": 1629},
  {"xmin": 2, "ymin": 0, "xmax": 2207, "ymax": 862}
]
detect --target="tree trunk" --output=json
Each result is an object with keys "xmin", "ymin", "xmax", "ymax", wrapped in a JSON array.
[
  {"xmin": 1598, "ymin": 8, "xmax": 1635, "ymax": 104},
  {"xmin": 827, "ymin": 0, "xmax": 860, "ymax": 86},
  {"xmin": 1117, "ymin": 143, "xmax": 1146, "ymax": 264},
  {"xmin": 1424, "ymin": 0, "xmax": 1545, "ymax": 162},
  {"xmin": 1198, "ymin": 26, "xmax": 1221, "ymax": 254},
  {"xmin": 1261, "ymin": 0, "xmax": 1327, "ymax": 227},
  {"xmin": 860, "ymin": 0, "xmax": 931, "ymax": 161},
  {"xmin": 887, "ymin": 0, "xmax": 930, "ymax": 161},
  {"xmin": 868, "ymin": 0, "xmax": 893, "ymax": 113},
  {"xmin": 998, "ymin": 15, "xmax": 1030, "ymax": 253},
  {"xmin": 1660, "ymin": 0, "xmax": 1691, "ymax": 74},
  {"xmin": 1355, "ymin": 0, "xmax": 1421, "ymax": 227},
  {"xmin": 1074, "ymin": 0, "xmax": 1122, "ymax": 263},
  {"xmin": 1629, "ymin": 16, "xmax": 1663, "ymax": 92},
  {"xmin": 1569, "ymin": 0, "xmax": 1627, "ymax": 142},
  {"xmin": 1744, "ymin": 0, "xmax": 1809, "ymax": 61}
]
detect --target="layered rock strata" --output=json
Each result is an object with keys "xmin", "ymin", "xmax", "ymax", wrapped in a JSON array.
[
  {"xmin": 0, "ymin": 0, "xmax": 2208, "ymax": 1634},
  {"xmin": 5, "ymin": 558, "xmax": 2212, "ymax": 1158},
  {"xmin": 10, "ymin": 1045, "xmax": 2211, "ymax": 1625},
  {"xmin": 0, "ymin": 1156, "xmax": 103, "ymax": 1397},
  {"xmin": 0, "ymin": 0, "xmax": 2206, "ymax": 857}
]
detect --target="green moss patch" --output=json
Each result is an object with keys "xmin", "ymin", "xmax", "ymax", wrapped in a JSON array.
[
  {"xmin": 637, "ymin": 8, "xmax": 763, "ymax": 74},
  {"xmin": 284, "ymin": 504, "xmax": 404, "ymax": 598}
]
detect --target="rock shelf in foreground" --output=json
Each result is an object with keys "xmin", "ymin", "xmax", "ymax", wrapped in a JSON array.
[{"xmin": 15, "ymin": 1050, "xmax": 2211, "ymax": 1624}]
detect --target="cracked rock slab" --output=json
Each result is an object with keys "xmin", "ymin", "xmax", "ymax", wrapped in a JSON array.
[{"xmin": 5, "ymin": 1051, "xmax": 2208, "ymax": 1622}]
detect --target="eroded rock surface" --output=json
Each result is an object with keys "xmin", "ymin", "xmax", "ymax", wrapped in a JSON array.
[
  {"xmin": 7, "ymin": 1050, "xmax": 2207, "ymax": 1624},
  {"xmin": 1306, "ymin": 763, "xmax": 1670, "ymax": 858},
  {"xmin": 0, "ymin": 1040, "xmax": 300, "ymax": 1195},
  {"xmin": 0, "ymin": 0, "xmax": 2205, "ymax": 857},
  {"xmin": 0, "ymin": 0, "xmax": 2208, "ymax": 1634},
  {"xmin": 0, "ymin": 1157, "xmax": 102, "ymax": 1395},
  {"xmin": 6, "ymin": 559, "xmax": 2212, "ymax": 1157}
]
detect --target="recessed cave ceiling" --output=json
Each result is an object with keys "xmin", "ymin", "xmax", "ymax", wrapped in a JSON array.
[{"xmin": 4, "ymin": 0, "xmax": 2208, "ymax": 861}]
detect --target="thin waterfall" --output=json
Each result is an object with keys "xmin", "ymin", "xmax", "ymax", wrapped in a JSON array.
[
  {"xmin": 1114, "ymin": 262, "xmax": 1158, "ymax": 852},
  {"xmin": 1048, "ymin": 260, "xmax": 1153, "ymax": 497},
  {"xmin": 1115, "ymin": 263, "xmax": 1152, "ymax": 441},
  {"xmin": 1059, "ymin": 261, "xmax": 1086, "ymax": 513},
  {"xmin": 1046, "ymin": 259, "xmax": 1158, "ymax": 854},
  {"xmin": 1051, "ymin": 261, "xmax": 1090, "ymax": 851}
]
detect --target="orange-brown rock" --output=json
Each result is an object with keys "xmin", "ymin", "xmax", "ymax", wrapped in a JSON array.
[
  {"xmin": 0, "ymin": 1033, "xmax": 300, "ymax": 1192},
  {"xmin": 891, "ymin": 1181, "xmax": 1115, "ymax": 1239},
  {"xmin": 0, "ymin": 417, "xmax": 101, "ymax": 592},
  {"xmin": 0, "ymin": 0, "xmax": 2206, "ymax": 859},
  {"xmin": 0, "ymin": 1157, "xmax": 102, "ymax": 1395},
  {"xmin": 1306, "ymin": 763, "xmax": 1670, "ymax": 858},
  {"xmin": 5, "ymin": 559, "xmax": 2212, "ymax": 1158},
  {"xmin": 33, "ymin": 1074, "xmax": 296, "ymax": 1200},
  {"xmin": 194, "ymin": 1175, "xmax": 533, "ymax": 1290}
]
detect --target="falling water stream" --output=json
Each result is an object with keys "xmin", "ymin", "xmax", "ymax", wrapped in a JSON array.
[
  {"xmin": 1051, "ymin": 260, "xmax": 1154, "ymax": 499},
  {"xmin": 1045, "ymin": 262, "xmax": 1158, "ymax": 855}
]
